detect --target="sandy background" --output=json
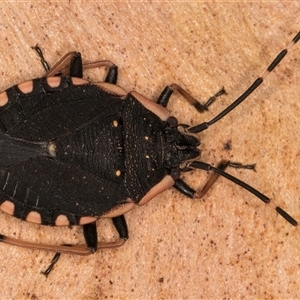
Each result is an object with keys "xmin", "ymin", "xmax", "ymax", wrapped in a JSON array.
[{"xmin": 0, "ymin": 2, "xmax": 300, "ymax": 299}]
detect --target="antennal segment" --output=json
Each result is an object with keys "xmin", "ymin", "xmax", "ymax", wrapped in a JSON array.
[{"xmin": 188, "ymin": 31, "xmax": 300, "ymax": 134}]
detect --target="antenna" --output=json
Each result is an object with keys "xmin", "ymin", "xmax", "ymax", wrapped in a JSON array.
[{"xmin": 188, "ymin": 31, "xmax": 300, "ymax": 134}]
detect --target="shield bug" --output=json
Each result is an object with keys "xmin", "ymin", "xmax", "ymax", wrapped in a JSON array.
[{"xmin": 0, "ymin": 31, "xmax": 299, "ymax": 276}]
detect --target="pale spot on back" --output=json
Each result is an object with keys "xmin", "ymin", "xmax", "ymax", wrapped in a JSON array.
[
  {"xmin": 0, "ymin": 200, "xmax": 15, "ymax": 215},
  {"xmin": 101, "ymin": 201, "xmax": 135, "ymax": 218},
  {"xmin": 26, "ymin": 211, "xmax": 42, "ymax": 224},
  {"xmin": 18, "ymin": 80, "xmax": 33, "ymax": 94},
  {"xmin": 71, "ymin": 77, "xmax": 89, "ymax": 85},
  {"xmin": 0, "ymin": 92, "xmax": 8, "ymax": 106},
  {"xmin": 79, "ymin": 216, "xmax": 98, "ymax": 225},
  {"xmin": 55, "ymin": 214, "xmax": 70, "ymax": 226},
  {"xmin": 46, "ymin": 77, "xmax": 61, "ymax": 88}
]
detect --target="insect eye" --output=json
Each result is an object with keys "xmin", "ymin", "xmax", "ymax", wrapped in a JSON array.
[{"xmin": 167, "ymin": 116, "xmax": 178, "ymax": 127}]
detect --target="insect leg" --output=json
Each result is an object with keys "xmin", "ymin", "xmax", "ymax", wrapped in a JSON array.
[
  {"xmin": 83, "ymin": 222, "xmax": 98, "ymax": 252},
  {"xmin": 48, "ymin": 54, "xmax": 118, "ymax": 83},
  {"xmin": 196, "ymin": 161, "xmax": 230, "ymax": 198},
  {"xmin": 173, "ymin": 179, "xmax": 195, "ymax": 198},
  {"xmin": 41, "ymin": 222, "xmax": 99, "ymax": 277},
  {"xmin": 0, "ymin": 218, "xmax": 127, "ymax": 276},
  {"xmin": 40, "ymin": 253, "xmax": 61, "ymax": 277},
  {"xmin": 112, "ymin": 215, "xmax": 129, "ymax": 240},
  {"xmin": 81, "ymin": 60, "xmax": 118, "ymax": 84},
  {"xmin": 157, "ymin": 84, "xmax": 226, "ymax": 112},
  {"xmin": 32, "ymin": 46, "xmax": 83, "ymax": 78},
  {"xmin": 42, "ymin": 52, "xmax": 83, "ymax": 77},
  {"xmin": 190, "ymin": 161, "xmax": 298, "ymax": 227},
  {"xmin": 104, "ymin": 65, "xmax": 118, "ymax": 84},
  {"xmin": 68, "ymin": 53, "xmax": 83, "ymax": 78},
  {"xmin": 196, "ymin": 161, "xmax": 256, "ymax": 198},
  {"xmin": 0, "ymin": 215, "xmax": 128, "ymax": 256},
  {"xmin": 40, "ymin": 218, "xmax": 128, "ymax": 277},
  {"xmin": 32, "ymin": 45, "xmax": 51, "ymax": 71},
  {"xmin": 32, "ymin": 46, "xmax": 118, "ymax": 83},
  {"xmin": 173, "ymin": 161, "xmax": 255, "ymax": 198},
  {"xmin": 202, "ymin": 87, "xmax": 227, "ymax": 109}
]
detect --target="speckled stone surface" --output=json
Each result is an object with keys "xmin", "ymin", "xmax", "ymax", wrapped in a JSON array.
[{"xmin": 0, "ymin": 3, "xmax": 299, "ymax": 299}]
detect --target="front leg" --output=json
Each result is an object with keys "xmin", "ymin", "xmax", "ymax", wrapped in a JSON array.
[
  {"xmin": 157, "ymin": 84, "xmax": 226, "ymax": 112},
  {"xmin": 173, "ymin": 161, "xmax": 255, "ymax": 199}
]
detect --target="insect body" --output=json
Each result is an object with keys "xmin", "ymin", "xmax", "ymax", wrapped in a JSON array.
[{"xmin": 0, "ymin": 31, "xmax": 299, "ymax": 275}]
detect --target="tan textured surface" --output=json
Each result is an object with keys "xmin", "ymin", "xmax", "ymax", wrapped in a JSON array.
[{"xmin": 0, "ymin": 2, "xmax": 300, "ymax": 299}]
